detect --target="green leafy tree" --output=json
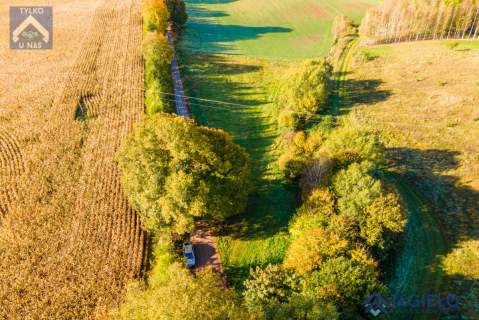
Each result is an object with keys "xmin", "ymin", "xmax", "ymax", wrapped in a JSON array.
[
  {"xmin": 275, "ymin": 59, "xmax": 332, "ymax": 129},
  {"xmin": 116, "ymin": 264, "xmax": 245, "ymax": 320},
  {"xmin": 243, "ymin": 264, "xmax": 299, "ymax": 311},
  {"xmin": 118, "ymin": 113, "xmax": 252, "ymax": 234},
  {"xmin": 143, "ymin": 32, "xmax": 173, "ymax": 114},
  {"xmin": 165, "ymin": 0, "xmax": 188, "ymax": 27},
  {"xmin": 263, "ymin": 295, "xmax": 339, "ymax": 320},
  {"xmin": 332, "ymin": 161, "xmax": 406, "ymax": 250},
  {"xmin": 320, "ymin": 127, "xmax": 385, "ymax": 169},
  {"xmin": 301, "ymin": 257, "xmax": 385, "ymax": 308},
  {"xmin": 333, "ymin": 161, "xmax": 381, "ymax": 218}
]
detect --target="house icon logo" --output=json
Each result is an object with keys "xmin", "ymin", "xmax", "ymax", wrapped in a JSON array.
[
  {"xmin": 10, "ymin": 7, "xmax": 52, "ymax": 50},
  {"xmin": 364, "ymin": 292, "xmax": 388, "ymax": 317}
]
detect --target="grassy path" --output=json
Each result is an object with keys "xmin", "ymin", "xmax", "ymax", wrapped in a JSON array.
[
  {"xmin": 331, "ymin": 39, "xmax": 358, "ymax": 117},
  {"xmin": 385, "ymin": 174, "xmax": 446, "ymax": 320}
]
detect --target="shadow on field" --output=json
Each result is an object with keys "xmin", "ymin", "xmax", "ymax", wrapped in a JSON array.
[
  {"xmin": 384, "ymin": 147, "xmax": 479, "ymax": 319},
  {"xmin": 331, "ymin": 71, "xmax": 392, "ymax": 115},
  {"xmin": 183, "ymin": 1, "xmax": 292, "ymax": 54},
  {"xmin": 178, "ymin": 51, "xmax": 298, "ymax": 240}
]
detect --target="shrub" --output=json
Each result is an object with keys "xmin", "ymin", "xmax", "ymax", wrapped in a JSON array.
[
  {"xmin": 288, "ymin": 188, "xmax": 335, "ymax": 239},
  {"xmin": 332, "ymin": 161, "xmax": 406, "ymax": 250},
  {"xmin": 142, "ymin": 0, "xmax": 170, "ymax": 32},
  {"xmin": 143, "ymin": 32, "xmax": 173, "ymax": 84},
  {"xmin": 301, "ymin": 257, "xmax": 384, "ymax": 308},
  {"xmin": 446, "ymin": 41, "xmax": 459, "ymax": 50},
  {"xmin": 145, "ymin": 79, "xmax": 173, "ymax": 114},
  {"xmin": 262, "ymin": 295, "xmax": 340, "ymax": 320},
  {"xmin": 117, "ymin": 113, "xmax": 252, "ymax": 234},
  {"xmin": 277, "ymin": 109, "xmax": 299, "ymax": 131},
  {"xmin": 320, "ymin": 127, "xmax": 386, "ymax": 169},
  {"xmin": 116, "ymin": 264, "xmax": 243, "ymax": 320},
  {"xmin": 243, "ymin": 264, "xmax": 299, "ymax": 311},
  {"xmin": 284, "ymin": 228, "xmax": 350, "ymax": 274}
]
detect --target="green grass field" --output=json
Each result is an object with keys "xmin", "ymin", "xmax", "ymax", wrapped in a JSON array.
[
  {"xmin": 180, "ymin": 0, "xmax": 377, "ymax": 288},
  {"xmin": 183, "ymin": 0, "xmax": 380, "ymax": 60}
]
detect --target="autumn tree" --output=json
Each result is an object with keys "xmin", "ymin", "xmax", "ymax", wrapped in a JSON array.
[
  {"xmin": 301, "ymin": 256, "xmax": 385, "ymax": 311},
  {"xmin": 118, "ymin": 113, "xmax": 252, "ymax": 234},
  {"xmin": 116, "ymin": 264, "xmax": 245, "ymax": 320},
  {"xmin": 332, "ymin": 161, "xmax": 406, "ymax": 251},
  {"xmin": 320, "ymin": 127, "xmax": 385, "ymax": 170},
  {"xmin": 143, "ymin": 32, "xmax": 174, "ymax": 114},
  {"xmin": 288, "ymin": 188, "xmax": 335, "ymax": 239},
  {"xmin": 243, "ymin": 264, "xmax": 299, "ymax": 311},
  {"xmin": 275, "ymin": 59, "xmax": 332, "ymax": 130},
  {"xmin": 143, "ymin": 0, "xmax": 170, "ymax": 32},
  {"xmin": 284, "ymin": 228, "xmax": 350, "ymax": 274}
]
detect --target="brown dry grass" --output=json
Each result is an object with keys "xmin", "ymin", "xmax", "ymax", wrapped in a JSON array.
[
  {"xmin": 349, "ymin": 41, "xmax": 479, "ymax": 208},
  {"xmin": 0, "ymin": 0, "xmax": 146, "ymax": 318}
]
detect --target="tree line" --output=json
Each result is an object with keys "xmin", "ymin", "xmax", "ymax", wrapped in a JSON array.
[
  {"xmin": 360, "ymin": 0, "xmax": 479, "ymax": 45},
  {"xmin": 142, "ymin": 0, "xmax": 187, "ymax": 114}
]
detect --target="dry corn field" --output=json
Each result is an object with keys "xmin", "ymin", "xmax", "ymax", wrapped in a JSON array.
[{"xmin": 0, "ymin": 0, "xmax": 146, "ymax": 318}]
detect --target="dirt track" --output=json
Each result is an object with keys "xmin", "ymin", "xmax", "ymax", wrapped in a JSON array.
[{"xmin": 191, "ymin": 222, "xmax": 227, "ymax": 288}]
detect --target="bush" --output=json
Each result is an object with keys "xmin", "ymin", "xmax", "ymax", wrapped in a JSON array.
[
  {"xmin": 332, "ymin": 161, "xmax": 406, "ymax": 251},
  {"xmin": 284, "ymin": 228, "xmax": 350, "ymax": 274},
  {"xmin": 243, "ymin": 264, "xmax": 299, "ymax": 311},
  {"xmin": 145, "ymin": 79, "xmax": 173, "ymax": 114},
  {"xmin": 262, "ymin": 295, "xmax": 339, "ymax": 320},
  {"xmin": 275, "ymin": 59, "xmax": 332, "ymax": 125},
  {"xmin": 142, "ymin": 0, "xmax": 170, "ymax": 32},
  {"xmin": 118, "ymin": 113, "xmax": 252, "ymax": 234},
  {"xmin": 143, "ymin": 32, "xmax": 173, "ymax": 114},
  {"xmin": 288, "ymin": 188, "xmax": 335, "ymax": 239},
  {"xmin": 446, "ymin": 41, "xmax": 459, "ymax": 50},
  {"xmin": 320, "ymin": 127, "xmax": 386, "ymax": 169},
  {"xmin": 301, "ymin": 256, "xmax": 385, "ymax": 308},
  {"xmin": 116, "ymin": 264, "xmax": 243, "ymax": 320},
  {"xmin": 143, "ymin": 32, "xmax": 173, "ymax": 84}
]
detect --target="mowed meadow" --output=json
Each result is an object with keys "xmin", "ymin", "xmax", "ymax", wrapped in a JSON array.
[
  {"xmin": 179, "ymin": 0, "xmax": 377, "ymax": 288},
  {"xmin": 0, "ymin": 0, "xmax": 146, "ymax": 317},
  {"xmin": 183, "ymin": 0, "xmax": 380, "ymax": 59}
]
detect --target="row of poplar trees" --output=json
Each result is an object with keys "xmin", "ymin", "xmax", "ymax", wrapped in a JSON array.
[{"xmin": 360, "ymin": 0, "xmax": 479, "ymax": 45}]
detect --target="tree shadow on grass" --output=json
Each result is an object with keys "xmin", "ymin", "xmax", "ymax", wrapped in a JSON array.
[
  {"xmin": 383, "ymin": 147, "xmax": 479, "ymax": 319},
  {"xmin": 178, "ymin": 50, "xmax": 298, "ymax": 240},
  {"xmin": 330, "ymin": 72, "xmax": 392, "ymax": 115},
  {"xmin": 183, "ymin": 1, "xmax": 292, "ymax": 55}
]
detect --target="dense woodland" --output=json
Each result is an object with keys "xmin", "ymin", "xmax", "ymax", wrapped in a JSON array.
[{"xmin": 360, "ymin": 0, "xmax": 479, "ymax": 45}]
